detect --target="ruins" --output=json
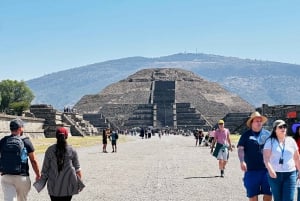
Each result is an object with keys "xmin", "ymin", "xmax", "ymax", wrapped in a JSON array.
[{"xmin": 74, "ymin": 68, "xmax": 254, "ymax": 132}]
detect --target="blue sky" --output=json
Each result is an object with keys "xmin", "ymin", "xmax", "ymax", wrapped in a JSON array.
[{"xmin": 1, "ymin": 0, "xmax": 299, "ymax": 81}]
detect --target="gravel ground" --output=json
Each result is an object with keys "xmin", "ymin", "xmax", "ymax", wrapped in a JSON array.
[{"xmin": 1, "ymin": 135, "xmax": 252, "ymax": 201}]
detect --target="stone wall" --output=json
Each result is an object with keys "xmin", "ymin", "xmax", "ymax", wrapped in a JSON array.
[{"xmin": 0, "ymin": 113, "xmax": 45, "ymax": 138}]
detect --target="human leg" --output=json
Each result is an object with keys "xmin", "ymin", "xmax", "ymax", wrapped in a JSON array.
[
  {"xmin": 260, "ymin": 170, "xmax": 272, "ymax": 201},
  {"xmin": 267, "ymin": 173, "xmax": 283, "ymax": 201},
  {"xmin": 15, "ymin": 176, "xmax": 31, "ymax": 201},
  {"xmin": 244, "ymin": 171, "xmax": 268, "ymax": 200},
  {"xmin": 282, "ymin": 171, "xmax": 296, "ymax": 201},
  {"xmin": 262, "ymin": 195, "xmax": 272, "ymax": 201},
  {"xmin": 249, "ymin": 196, "xmax": 258, "ymax": 201},
  {"xmin": 217, "ymin": 148, "xmax": 228, "ymax": 177},
  {"xmin": 1, "ymin": 175, "xmax": 17, "ymax": 201}
]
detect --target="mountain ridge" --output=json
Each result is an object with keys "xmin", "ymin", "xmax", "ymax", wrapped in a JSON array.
[{"xmin": 26, "ymin": 53, "xmax": 300, "ymax": 110}]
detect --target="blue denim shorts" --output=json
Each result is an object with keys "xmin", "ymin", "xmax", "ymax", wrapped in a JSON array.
[{"xmin": 243, "ymin": 170, "xmax": 272, "ymax": 198}]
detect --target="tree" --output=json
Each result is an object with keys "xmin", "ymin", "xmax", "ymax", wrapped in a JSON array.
[{"xmin": 0, "ymin": 80, "xmax": 34, "ymax": 115}]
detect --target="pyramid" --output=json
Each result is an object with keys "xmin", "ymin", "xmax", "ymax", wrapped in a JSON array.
[{"xmin": 74, "ymin": 68, "xmax": 254, "ymax": 130}]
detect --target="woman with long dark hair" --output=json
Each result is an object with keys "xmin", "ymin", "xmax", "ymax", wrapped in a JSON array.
[
  {"xmin": 38, "ymin": 127, "xmax": 83, "ymax": 201},
  {"xmin": 263, "ymin": 120, "xmax": 300, "ymax": 201}
]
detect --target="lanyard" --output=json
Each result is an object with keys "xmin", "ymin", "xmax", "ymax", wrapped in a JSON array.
[{"xmin": 278, "ymin": 139, "xmax": 285, "ymax": 158}]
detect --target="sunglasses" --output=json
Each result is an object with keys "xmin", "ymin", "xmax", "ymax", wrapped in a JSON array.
[{"xmin": 277, "ymin": 125, "xmax": 287, "ymax": 129}]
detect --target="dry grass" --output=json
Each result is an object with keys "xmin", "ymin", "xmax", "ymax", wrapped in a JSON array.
[
  {"xmin": 230, "ymin": 134, "xmax": 241, "ymax": 144},
  {"xmin": 31, "ymin": 135, "xmax": 127, "ymax": 154},
  {"xmin": 31, "ymin": 134, "xmax": 240, "ymax": 154}
]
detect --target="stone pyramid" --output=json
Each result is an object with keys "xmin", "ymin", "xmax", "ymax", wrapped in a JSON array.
[{"xmin": 74, "ymin": 68, "xmax": 254, "ymax": 130}]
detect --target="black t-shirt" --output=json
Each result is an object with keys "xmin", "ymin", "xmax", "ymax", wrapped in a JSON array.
[{"xmin": 237, "ymin": 129, "xmax": 270, "ymax": 170}]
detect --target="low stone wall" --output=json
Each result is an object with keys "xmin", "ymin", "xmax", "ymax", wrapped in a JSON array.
[{"xmin": 0, "ymin": 113, "xmax": 45, "ymax": 138}]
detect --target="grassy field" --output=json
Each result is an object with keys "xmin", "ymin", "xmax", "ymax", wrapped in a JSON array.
[
  {"xmin": 31, "ymin": 134, "xmax": 241, "ymax": 154},
  {"xmin": 230, "ymin": 134, "xmax": 241, "ymax": 144},
  {"xmin": 31, "ymin": 135, "xmax": 128, "ymax": 154}
]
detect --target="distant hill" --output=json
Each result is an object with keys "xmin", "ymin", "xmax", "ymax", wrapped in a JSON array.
[{"xmin": 27, "ymin": 53, "xmax": 300, "ymax": 110}]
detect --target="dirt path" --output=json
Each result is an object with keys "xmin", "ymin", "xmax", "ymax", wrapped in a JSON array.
[{"xmin": 1, "ymin": 135, "xmax": 250, "ymax": 201}]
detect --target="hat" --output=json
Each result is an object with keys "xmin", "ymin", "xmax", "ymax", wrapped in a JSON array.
[
  {"xmin": 246, "ymin": 111, "xmax": 268, "ymax": 128},
  {"xmin": 10, "ymin": 119, "xmax": 24, "ymax": 130},
  {"xmin": 292, "ymin": 123, "xmax": 300, "ymax": 134},
  {"xmin": 56, "ymin": 127, "xmax": 68, "ymax": 138},
  {"xmin": 218, "ymin": 120, "xmax": 224, "ymax": 124},
  {"xmin": 272, "ymin": 120, "xmax": 286, "ymax": 129}
]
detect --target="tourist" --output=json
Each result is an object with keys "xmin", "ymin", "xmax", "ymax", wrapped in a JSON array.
[
  {"xmin": 263, "ymin": 120, "xmax": 300, "ymax": 201},
  {"xmin": 194, "ymin": 129, "xmax": 201, "ymax": 146},
  {"xmin": 210, "ymin": 119, "xmax": 232, "ymax": 177},
  {"xmin": 292, "ymin": 122, "xmax": 300, "ymax": 151},
  {"xmin": 237, "ymin": 111, "xmax": 272, "ymax": 201},
  {"xmin": 35, "ymin": 127, "xmax": 84, "ymax": 201},
  {"xmin": 0, "ymin": 118, "xmax": 41, "ymax": 201},
  {"xmin": 102, "ymin": 128, "xmax": 109, "ymax": 153},
  {"xmin": 292, "ymin": 122, "xmax": 300, "ymax": 201},
  {"xmin": 110, "ymin": 131, "xmax": 119, "ymax": 153}
]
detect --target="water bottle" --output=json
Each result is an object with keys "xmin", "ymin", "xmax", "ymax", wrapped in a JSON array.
[
  {"xmin": 296, "ymin": 179, "xmax": 300, "ymax": 188},
  {"xmin": 21, "ymin": 148, "xmax": 27, "ymax": 163}
]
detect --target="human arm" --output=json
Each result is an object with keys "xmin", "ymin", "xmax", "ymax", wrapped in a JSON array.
[
  {"xmin": 227, "ymin": 131, "xmax": 232, "ymax": 151},
  {"xmin": 210, "ymin": 138, "xmax": 216, "ymax": 153},
  {"xmin": 28, "ymin": 151, "xmax": 41, "ymax": 181},
  {"xmin": 72, "ymin": 148, "xmax": 82, "ymax": 179},
  {"xmin": 263, "ymin": 149, "xmax": 276, "ymax": 178},
  {"xmin": 237, "ymin": 146, "xmax": 247, "ymax": 171}
]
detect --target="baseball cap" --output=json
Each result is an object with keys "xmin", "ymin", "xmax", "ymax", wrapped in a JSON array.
[
  {"xmin": 273, "ymin": 120, "xmax": 286, "ymax": 129},
  {"xmin": 56, "ymin": 127, "xmax": 69, "ymax": 138},
  {"xmin": 10, "ymin": 119, "xmax": 24, "ymax": 130},
  {"xmin": 218, "ymin": 120, "xmax": 224, "ymax": 124}
]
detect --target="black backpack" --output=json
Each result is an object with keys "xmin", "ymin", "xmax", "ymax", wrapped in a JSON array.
[{"xmin": 0, "ymin": 135, "xmax": 28, "ymax": 175}]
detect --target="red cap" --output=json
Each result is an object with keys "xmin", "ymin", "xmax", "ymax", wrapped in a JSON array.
[{"xmin": 56, "ymin": 127, "xmax": 68, "ymax": 138}]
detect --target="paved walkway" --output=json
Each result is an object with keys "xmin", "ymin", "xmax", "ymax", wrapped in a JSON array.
[{"xmin": 1, "ymin": 135, "xmax": 250, "ymax": 201}]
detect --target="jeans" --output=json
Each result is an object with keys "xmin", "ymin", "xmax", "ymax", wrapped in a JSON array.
[{"xmin": 268, "ymin": 171, "xmax": 296, "ymax": 201}]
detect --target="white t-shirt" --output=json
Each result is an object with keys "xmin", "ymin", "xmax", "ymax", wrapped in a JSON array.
[{"xmin": 264, "ymin": 136, "xmax": 298, "ymax": 172}]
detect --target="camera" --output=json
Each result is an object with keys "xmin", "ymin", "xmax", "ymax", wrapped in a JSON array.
[{"xmin": 279, "ymin": 158, "xmax": 284, "ymax": 164}]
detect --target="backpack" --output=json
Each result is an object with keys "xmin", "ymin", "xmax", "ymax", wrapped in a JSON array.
[{"xmin": 0, "ymin": 135, "xmax": 28, "ymax": 175}]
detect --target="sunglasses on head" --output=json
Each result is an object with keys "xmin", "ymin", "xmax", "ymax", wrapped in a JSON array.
[{"xmin": 277, "ymin": 124, "xmax": 287, "ymax": 129}]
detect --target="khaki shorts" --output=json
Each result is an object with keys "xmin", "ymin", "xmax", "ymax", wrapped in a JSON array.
[{"xmin": 217, "ymin": 148, "xmax": 229, "ymax": 161}]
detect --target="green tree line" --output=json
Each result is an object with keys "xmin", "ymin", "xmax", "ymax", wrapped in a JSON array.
[{"xmin": 0, "ymin": 80, "xmax": 34, "ymax": 115}]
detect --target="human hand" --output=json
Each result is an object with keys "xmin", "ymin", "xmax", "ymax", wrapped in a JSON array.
[
  {"xmin": 268, "ymin": 170, "xmax": 277, "ymax": 178},
  {"xmin": 240, "ymin": 161, "xmax": 247, "ymax": 172}
]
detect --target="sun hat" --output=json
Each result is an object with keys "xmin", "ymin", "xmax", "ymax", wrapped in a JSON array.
[
  {"xmin": 272, "ymin": 119, "xmax": 286, "ymax": 129},
  {"xmin": 10, "ymin": 119, "xmax": 24, "ymax": 130},
  {"xmin": 56, "ymin": 127, "xmax": 69, "ymax": 139},
  {"xmin": 246, "ymin": 111, "xmax": 268, "ymax": 128}
]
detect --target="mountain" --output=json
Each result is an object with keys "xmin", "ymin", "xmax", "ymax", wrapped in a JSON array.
[{"xmin": 26, "ymin": 53, "xmax": 300, "ymax": 110}]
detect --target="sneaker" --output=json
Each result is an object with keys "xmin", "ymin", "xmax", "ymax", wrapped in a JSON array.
[{"xmin": 220, "ymin": 170, "xmax": 224, "ymax": 177}]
